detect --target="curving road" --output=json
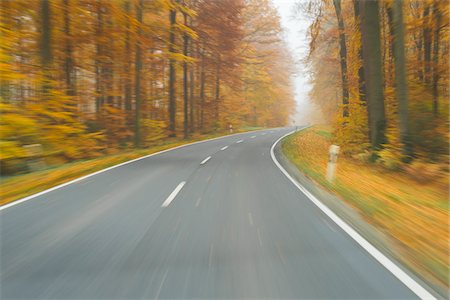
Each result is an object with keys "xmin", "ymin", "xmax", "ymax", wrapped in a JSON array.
[{"xmin": 1, "ymin": 128, "xmax": 421, "ymax": 299}]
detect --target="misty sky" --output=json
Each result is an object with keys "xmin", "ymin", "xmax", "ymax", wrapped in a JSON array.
[{"xmin": 272, "ymin": 0, "xmax": 313, "ymax": 124}]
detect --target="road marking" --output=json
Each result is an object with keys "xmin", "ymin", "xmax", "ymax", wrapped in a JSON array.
[
  {"xmin": 270, "ymin": 129, "xmax": 437, "ymax": 300},
  {"xmin": 206, "ymin": 175, "xmax": 211, "ymax": 182},
  {"xmin": 248, "ymin": 212, "xmax": 254, "ymax": 226},
  {"xmin": 220, "ymin": 146, "xmax": 228, "ymax": 150},
  {"xmin": 161, "ymin": 181, "xmax": 186, "ymax": 207},
  {"xmin": 251, "ymin": 135, "xmax": 256, "ymax": 138},
  {"xmin": 1, "ymin": 128, "xmax": 269, "ymax": 211},
  {"xmin": 200, "ymin": 156, "xmax": 211, "ymax": 165},
  {"xmin": 262, "ymin": 133, "xmax": 266, "ymax": 135},
  {"xmin": 195, "ymin": 197, "xmax": 202, "ymax": 207},
  {"xmin": 236, "ymin": 139, "xmax": 243, "ymax": 143}
]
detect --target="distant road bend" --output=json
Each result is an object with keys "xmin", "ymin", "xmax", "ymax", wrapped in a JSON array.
[{"xmin": 1, "ymin": 128, "xmax": 431, "ymax": 299}]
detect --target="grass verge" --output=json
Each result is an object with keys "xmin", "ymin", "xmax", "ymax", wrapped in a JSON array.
[
  {"xmin": 0, "ymin": 129, "xmax": 262, "ymax": 206},
  {"xmin": 282, "ymin": 126, "xmax": 449, "ymax": 291}
]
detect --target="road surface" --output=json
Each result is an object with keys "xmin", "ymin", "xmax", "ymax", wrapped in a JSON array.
[{"xmin": 1, "ymin": 128, "xmax": 419, "ymax": 299}]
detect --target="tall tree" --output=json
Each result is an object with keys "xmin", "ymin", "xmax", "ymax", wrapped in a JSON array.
[
  {"xmin": 332, "ymin": 0, "xmax": 349, "ymax": 117},
  {"xmin": 95, "ymin": 0, "xmax": 104, "ymax": 115},
  {"xmin": 431, "ymin": 1, "xmax": 441, "ymax": 116},
  {"xmin": 134, "ymin": 0, "xmax": 143, "ymax": 147},
  {"xmin": 168, "ymin": 2, "xmax": 177, "ymax": 136},
  {"xmin": 183, "ymin": 11, "xmax": 189, "ymax": 139},
  {"xmin": 353, "ymin": 0, "xmax": 365, "ymax": 105},
  {"xmin": 423, "ymin": 3, "xmax": 431, "ymax": 85},
  {"xmin": 40, "ymin": 0, "xmax": 52, "ymax": 96},
  {"xmin": 63, "ymin": 0, "xmax": 75, "ymax": 97},
  {"xmin": 392, "ymin": 0, "xmax": 412, "ymax": 159},
  {"xmin": 359, "ymin": 0, "xmax": 386, "ymax": 149},
  {"xmin": 124, "ymin": 0, "xmax": 132, "ymax": 113}
]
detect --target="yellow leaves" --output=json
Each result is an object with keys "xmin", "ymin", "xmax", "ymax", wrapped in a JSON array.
[
  {"xmin": 0, "ymin": 141, "xmax": 27, "ymax": 160},
  {"xmin": 142, "ymin": 119, "xmax": 166, "ymax": 145},
  {"xmin": 175, "ymin": 23, "xmax": 198, "ymax": 39}
]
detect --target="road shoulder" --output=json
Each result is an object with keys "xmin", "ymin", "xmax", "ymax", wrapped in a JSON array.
[{"xmin": 273, "ymin": 132, "xmax": 446, "ymax": 299}]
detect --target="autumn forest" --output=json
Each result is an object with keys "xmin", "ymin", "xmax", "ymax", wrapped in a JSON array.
[
  {"xmin": 303, "ymin": 0, "xmax": 448, "ymax": 167},
  {"xmin": 1, "ymin": 0, "xmax": 295, "ymax": 174}
]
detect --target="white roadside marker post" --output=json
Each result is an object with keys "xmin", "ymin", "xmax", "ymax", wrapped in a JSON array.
[{"xmin": 326, "ymin": 145, "xmax": 340, "ymax": 183}]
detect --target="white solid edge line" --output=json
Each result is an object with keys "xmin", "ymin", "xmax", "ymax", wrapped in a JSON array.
[
  {"xmin": 270, "ymin": 129, "xmax": 436, "ymax": 300},
  {"xmin": 1, "ymin": 129, "xmax": 270, "ymax": 211},
  {"xmin": 220, "ymin": 146, "xmax": 228, "ymax": 151},
  {"xmin": 200, "ymin": 156, "xmax": 211, "ymax": 165},
  {"xmin": 161, "ymin": 181, "xmax": 186, "ymax": 207}
]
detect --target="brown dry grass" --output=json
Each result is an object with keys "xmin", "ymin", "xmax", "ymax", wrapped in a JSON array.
[{"xmin": 282, "ymin": 126, "xmax": 449, "ymax": 290}]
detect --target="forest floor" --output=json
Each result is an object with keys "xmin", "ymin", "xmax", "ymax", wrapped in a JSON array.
[
  {"xmin": 282, "ymin": 126, "xmax": 449, "ymax": 292},
  {"xmin": 0, "ymin": 127, "xmax": 262, "ymax": 206}
]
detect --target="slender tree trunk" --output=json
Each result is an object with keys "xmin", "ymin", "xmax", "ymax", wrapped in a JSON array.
[
  {"xmin": 168, "ymin": 5, "xmax": 177, "ymax": 136},
  {"xmin": 333, "ymin": 0, "xmax": 349, "ymax": 118},
  {"xmin": 105, "ymin": 16, "xmax": 114, "ymax": 106},
  {"xmin": 392, "ymin": 0, "xmax": 413, "ymax": 159},
  {"xmin": 360, "ymin": 0, "xmax": 387, "ymax": 149},
  {"xmin": 353, "ymin": 0, "xmax": 366, "ymax": 105},
  {"xmin": 432, "ymin": 2, "xmax": 441, "ymax": 116},
  {"xmin": 423, "ymin": 4, "xmax": 431, "ymax": 85},
  {"xmin": 189, "ymin": 18, "xmax": 195, "ymax": 133},
  {"xmin": 183, "ymin": 12, "xmax": 189, "ymax": 139},
  {"xmin": 1, "ymin": 0, "xmax": 11, "ymax": 102},
  {"xmin": 40, "ymin": 0, "xmax": 52, "ymax": 96},
  {"xmin": 63, "ymin": 0, "xmax": 75, "ymax": 98},
  {"xmin": 214, "ymin": 54, "xmax": 220, "ymax": 123},
  {"xmin": 134, "ymin": 0, "xmax": 143, "ymax": 147},
  {"xmin": 199, "ymin": 47, "xmax": 205, "ymax": 130},
  {"xmin": 95, "ymin": 0, "xmax": 104, "ymax": 115},
  {"xmin": 124, "ymin": 1, "xmax": 132, "ymax": 112}
]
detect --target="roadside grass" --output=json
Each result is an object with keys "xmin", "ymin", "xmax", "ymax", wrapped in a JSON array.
[
  {"xmin": 0, "ymin": 128, "xmax": 262, "ymax": 206},
  {"xmin": 282, "ymin": 126, "xmax": 449, "ymax": 290}
]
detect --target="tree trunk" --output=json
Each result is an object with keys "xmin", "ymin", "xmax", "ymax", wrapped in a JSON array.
[
  {"xmin": 134, "ymin": 0, "xmax": 143, "ymax": 147},
  {"xmin": 353, "ymin": 0, "xmax": 366, "ymax": 105},
  {"xmin": 360, "ymin": 0, "xmax": 387, "ymax": 149},
  {"xmin": 63, "ymin": 0, "xmax": 75, "ymax": 97},
  {"xmin": 386, "ymin": 5, "xmax": 395, "ymax": 86},
  {"xmin": 124, "ymin": 1, "xmax": 132, "ymax": 113},
  {"xmin": 168, "ymin": 5, "xmax": 177, "ymax": 136},
  {"xmin": 392, "ymin": 0, "xmax": 413, "ymax": 159},
  {"xmin": 189, "ymin": 18, "xmax": 195, "ymax": 133},
  {"xmin": 95, "ymin": 0, "xmax": 104, "ymax": 115},
  {"xmin": 333, "ymin": 0, "xmax": 349, "ymax": 118},
  {"xmin": 432, "ymin": 2, "xmax": 441, "ymax": 116},
  {"xmin": 214, "ymin": 54, "xmax": 220, "ymax": 123},
  {"xmin": 40, "ymin": 0, "xmax": 52, "ymax": 96},
  {"xmin": 199, "ymin": 47, "xmax": 205, "ymax": 130},
  {"xmin": 183, "ymin": 12, "xmax": 189, "ymax": 139},
  {"xmin": 423, "ymin": 4, "xmax": 431, "ymax": 85},
  {"xmin": 1, "ymin": 0, "xmax": 11, "ymax": 102}
]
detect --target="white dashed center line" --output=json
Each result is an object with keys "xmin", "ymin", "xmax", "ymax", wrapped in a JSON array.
[
  {"xmin": 162, "ymin": 181, "xmax": 186, "ymax": 207},
  {"xmin": 200, "ymin": 156, "xmax": 211, "ymax": 165},
  {"xmin": 251, "ymin": 135, "xmax": 256, "ymax": 138},
  {"xmin": 220, "ymin": 146, "xmax": 228, "ymax": 150},
  {"xmin": 236, "ymin": 140, "xmax": 243, "ymax": 144}
]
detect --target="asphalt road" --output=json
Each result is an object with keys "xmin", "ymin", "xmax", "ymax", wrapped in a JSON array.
[{"xmin": 1, "ymin": 128, "xmax": 419, "ymax": 299}]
